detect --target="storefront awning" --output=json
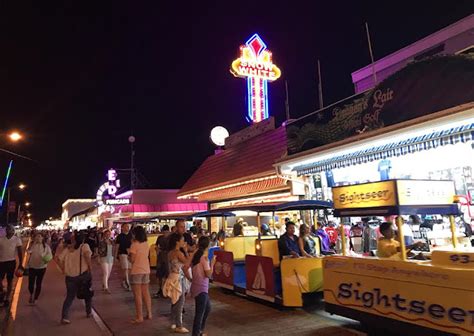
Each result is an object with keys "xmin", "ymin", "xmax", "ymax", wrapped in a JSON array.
[
  {"xmin": 294, "ymin": 123, "xmax": 474, "ymax": 175},
  {"xmin": 117, "ymin": 203, "xmax": 207, "ymax": 214},
  {"xmin": 195, "ymin": 176, "xmax": 289, "ymax": 201},
  {"xmin": 178, "ymin": 126, "xmax": 287, "ymax": 199}
]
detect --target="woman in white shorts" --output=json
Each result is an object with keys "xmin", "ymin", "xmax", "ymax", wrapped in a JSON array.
[{"xmin": 129, "ymin": 226, "xmax": 152, "ymax": 323}]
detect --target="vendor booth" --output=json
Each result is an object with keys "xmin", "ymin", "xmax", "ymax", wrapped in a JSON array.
[
  {"xmin": 323, "ymin": 179, "xmax": 474, "ymax": 336},
  {"xmin": 278, "ymin": 55, "xmax": 474, "ymax": 231}
]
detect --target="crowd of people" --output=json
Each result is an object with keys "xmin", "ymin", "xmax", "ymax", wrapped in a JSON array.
[
  {"xmin": 0, "ymin": 214, "xmax": 444, "ymax": 334},
  {"xmin": 0, "ymin": 220, "xmax": 216, "ymax": 336}
]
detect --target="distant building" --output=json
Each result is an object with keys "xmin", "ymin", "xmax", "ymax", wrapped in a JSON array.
[
  {"xmin": 352, "ymin": 14, "xmax": 474, "ymax": 93},
  {"xmin": 61, "ymin": 199, "xmax": 95, "ymax": 222}
]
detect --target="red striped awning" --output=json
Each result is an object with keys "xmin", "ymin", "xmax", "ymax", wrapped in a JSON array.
[{"xmin": 196, "ymin": 177, "xmax": 289, "ymax": 201}]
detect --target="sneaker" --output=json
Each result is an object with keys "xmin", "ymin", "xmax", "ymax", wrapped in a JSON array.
[
  {"xmin": 170, "ymin": 324, "xmax": 176, "ymax": 331},
  {"xmin": 174, "ymin": 327, "xmax": 189, "ymax": 334},
  {"xmin": 121, "ymin": 281, "xmax": 128, "ymax": 290},
  {"xmin": 61, "ymin": 319, "xmax": 71, "ymax": 324}
]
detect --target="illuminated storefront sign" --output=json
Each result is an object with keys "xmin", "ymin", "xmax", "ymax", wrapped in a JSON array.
[
  {"xmin": 333, "ymin": 181, "xmax": 397, "ymax": 209},
  {"xmin": 105, "ymin": 198, "xmax": 131, "ymax": 205},
  {"xmin": 397, "ymin": 180, "xmax": 455, "ymax": 206},
  {"xmin": 96, "ymin": 169, "xmax": 130, "ymax": 212},
  {"xmin": 333, "ymin": 180, "xmax": 456, "ymax": 210},
  {"xmin": 231, "ymin": 33, "xmax": 281, "ymax": 123}
]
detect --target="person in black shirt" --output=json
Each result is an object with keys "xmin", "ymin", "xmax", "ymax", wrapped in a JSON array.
[
  {"xmin": 86, "ymin": 230, "xmax": 98, "ymax": 257},
  {"xmin": 175, "ymin": 220, "xmax": 195, "ymax": 255},
  {"xmin": 114, "ymin": 224, "xmax": 132, "ymax": 290},
  {"xmin": 278, "ymin": 221, "xmax": 301, "ymax": 259},
  {"xmin": 233, "ymin": 218, "xmax": 244, "ymax": 237},
  {"xmin": 153, "ymin": 225, "xmax": 170, "ymax": 298}
]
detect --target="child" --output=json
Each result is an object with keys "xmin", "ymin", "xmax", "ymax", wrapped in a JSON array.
[
  {"xmin": 190, "ymin": 236, "xmax": 216, "ymax": 336},
  {"xmin": 377, "ymin": 222, "xmax": 424, "ymax": 259}
]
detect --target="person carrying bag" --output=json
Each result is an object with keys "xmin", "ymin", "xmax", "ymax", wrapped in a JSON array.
[
  {"xmin": 57, "ymin": 231, "xmax": 94, "ymax": 324},
  {"xmin": 76, "ymin": 245, "xmax": 94, "ymax": 300},
  {"xmin": 26, "ymin": 233, "xmax": 53, "ymax": 305}
]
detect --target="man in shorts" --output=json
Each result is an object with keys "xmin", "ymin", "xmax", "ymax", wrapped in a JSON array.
[
  {"xmin": 0, "ymin": 225, "xmax": 24, "ymax": 307},
  {"xmin": 114, "ymin": 224, "xmax": 132, "ymax": 290}
]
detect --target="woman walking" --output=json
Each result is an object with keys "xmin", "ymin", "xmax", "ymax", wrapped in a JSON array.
[
  {"xmin": 98, "ymin": 229, "xmax": 114, "ymax": 293},
  {"xmin": 163, "ymin": 233, "xmax": 192, "ymax": 333},
  {"xmin": 57, "ymin": 232, "xmax": 93, "ymax": 324},
  {"xmin": 129, "ymin": 226, "xmax": 152, "ymax": 323},
  {"xmin": 27, "ymin": 233, "xmax": 53, "ymax": 305},
  {"xmin": 191, "ymin": 236, "xmax": 216, "ymax": 336}
]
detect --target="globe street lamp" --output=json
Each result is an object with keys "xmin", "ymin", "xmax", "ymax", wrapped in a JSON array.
[{"xmin": 8, "ymin": 132, "xmax": 22, "ymax": 142}]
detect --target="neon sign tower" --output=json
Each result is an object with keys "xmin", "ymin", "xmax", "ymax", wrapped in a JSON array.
[{"xmin": 231, "ymin": 34, "xmax": 281, "ymax": 123}]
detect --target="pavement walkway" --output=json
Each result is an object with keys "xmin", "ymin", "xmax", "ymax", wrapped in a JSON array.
[
  {"xmin": 6, "ymin": 258, "xmax": 366, "ymax": 336},
  {"xmin": 88, "ymin": 261, "xmax": 365, "ymax": 336},
  {"xmin": 3, "ymin": 260, "xmax": 107, "ymax": 336}
]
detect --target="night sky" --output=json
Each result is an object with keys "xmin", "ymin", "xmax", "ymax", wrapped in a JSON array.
[{"xmin": 1, "ymin": 1, "xmax": 473, "ymax": 221}]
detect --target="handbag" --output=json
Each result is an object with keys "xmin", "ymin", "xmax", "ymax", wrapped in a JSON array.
[{"xmin": 76, "ymin": 245, "xmax": 94, "ymax": 300}]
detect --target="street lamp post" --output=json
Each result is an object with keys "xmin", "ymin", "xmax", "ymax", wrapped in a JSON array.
[{"xmin": 6, "ymin": 183, "xmax": 26, "ymax": 225}]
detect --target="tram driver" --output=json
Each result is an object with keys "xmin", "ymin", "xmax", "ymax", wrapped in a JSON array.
[{"xmin": 377, "ymin": 222, "xmax": 425, "ymax": 259}]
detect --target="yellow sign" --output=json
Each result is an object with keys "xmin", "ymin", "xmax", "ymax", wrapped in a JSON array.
[
  {"xmin": 323, "ymin": 256, "xmax": 474, "ymax": 335},
  {"xmin": 431, "ymin": 250, "xmax": 474, "ymax": 269},
  {"xmin": 396, "ymin": 180, "xmax": 455, "ymax": 206},
  {"xmin": 332, "ymin": 180, "xmax": 456, "ymax": 210},
  {"xmin": 333, "ymin": 181, "xmax": 397, "ymax": 209}
]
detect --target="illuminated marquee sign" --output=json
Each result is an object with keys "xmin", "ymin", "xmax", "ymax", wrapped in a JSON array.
[
  {"xmin": 333, "ymin": 181, "xmax": 397, "ymax": 209},
  {"xmin": 332, "ymin": 180, "xmax": 456, "ymax": 210},
  {"xmin": 396, "ymin": 180, "xmax": 455, "ymax": 206},
  {"xmin": 105, "ymin": 198, "xmax": 131, "ymax": 205},
  {"xmin": 96, "ymin": 169, "xmax": 130, "ymax": 212},
  {"xmin": 231, "ymin": 33, "xmax": 281, "ymax": 123}
]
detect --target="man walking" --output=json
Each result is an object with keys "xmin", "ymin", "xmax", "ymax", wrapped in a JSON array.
[
  {"xmin": 0, "ymin": 225, "xmax": 24, "ymax": 307},
  {"xmin": 114, "ymin": 224, "xmax": 132, "ymax": 290}
]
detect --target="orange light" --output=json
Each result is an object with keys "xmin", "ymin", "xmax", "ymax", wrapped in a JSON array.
[
  {"xmin": 18, "ymin": 184, "xmax": 26, "ymax": 190},
  {"xmin": 9, "ymin": 132, "xmax": 22, "ymax": 142}
]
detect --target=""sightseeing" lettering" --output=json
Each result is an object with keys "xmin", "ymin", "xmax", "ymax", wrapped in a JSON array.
[{"xmin": 337, "ymin": 282, "xmax": 474, "ymax": 325}]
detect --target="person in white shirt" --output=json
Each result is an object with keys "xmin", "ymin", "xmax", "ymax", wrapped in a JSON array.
[
  {"xmin": 0, "ymin": 225, "xmax": 24, "ymax": 307},
  {"xmin": 26, "ymin": 232, "xmax": 52, "ymax": 305},
  {"xmin": 57, "ymin": 231, "xmax": 93, "ymax": 324}
]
